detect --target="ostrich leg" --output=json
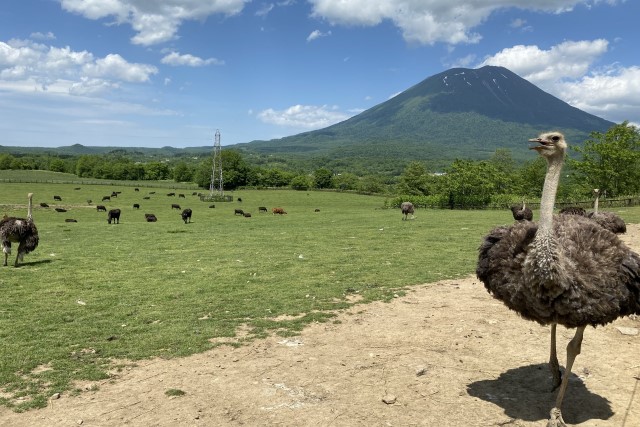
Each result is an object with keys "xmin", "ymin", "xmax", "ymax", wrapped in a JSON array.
[
  {"xmin": 547, "ymin": 326, "xmax": 586, "ymax": 427},
  {"xmin": 549, "ymin": 323, "xmax": 562, "ymax": 390}
]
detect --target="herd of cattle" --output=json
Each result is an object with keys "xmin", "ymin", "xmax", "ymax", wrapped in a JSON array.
[{"xmin": 40, "ymin": 188, "xmax": 290, "ymax": 224}]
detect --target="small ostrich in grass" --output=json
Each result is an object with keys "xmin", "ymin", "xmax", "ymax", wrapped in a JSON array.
[
  {"xmin": 1, "ymin": 193, "xmax": 39, "ymax": 267},
  {"xmin": 587, "ymin": 188, "xmax": 626, "ymax": 234},
  {"xmin": 477, "ymin": 132, "xmax": 640, "ymax": 427},
  {"xmin": 400, "ymin": 201, "xmax": 414, "ymax": 220},
  {"xmin": 510, "ymin": 201, "xmax": 532, "ymax": 222}
]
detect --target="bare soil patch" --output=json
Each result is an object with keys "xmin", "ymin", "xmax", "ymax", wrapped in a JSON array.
[{"xmin": 2, "ymin": 226, "xmax": 639, "ymax": 427}]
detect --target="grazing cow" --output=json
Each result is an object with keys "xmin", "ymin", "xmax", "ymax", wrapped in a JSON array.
[
  {"xmin": 74, "ymin": 187, "xmax": 81, "ymax": 190},
  {"xmin": 143, "ymin": 196, "xmax": 150, "ymax": 200},
  {"xmin": 111, "ymin": 192, "xmax": 118, "ymax": 198},
  {"xmin": 258, "ymin": 206, "xmax": 268, "ymax": 213},
  {"xmin": 55, "ymin": 208, "xmax": 67, "ymax": 213},
  {"xmin": 314, "ymin": 208, "xmax": 320, "ymax": 212},
  {"xmin": 87, "ymin": 199, "xmax": 92, "ymax": 204},
  {"xmin": 145, "ymin": 213, "xmax": 157, "ymax": 222},
  {"xmin": 53, "ymin": 195, "xmax": 62, "ymax": 201},
  {"xmin": 243, "ymin": 212, "xmax": 251, "ymax": 218},
  {"xmin": 192, "ymin": 192, "xmax": 198, "ymax": 196},
  {"xmin": 107, "ymin": 209, "xmax": 121, "ymax": 224},
  {"xmin": 272, "ymin": 207, "xmax": 287, "ymax": 215},
  {"xmin": 149, "ymin": 191, "xmax": 156, "ymax": 194},
  {"xmin": 133, "ymin": 203, "xmax": 140, "ymax": 209},
  {"xmin": 181, "ymin": 208, "xmax": 192, "ymax": 223},
  {"xmin": 167, "ymin": 192, "xmax": 175, "ymax": 197},
  {"xmin": 102, "ymin": 196, "xmax": 111, "ymax": 201},
  {"xmin": 178, "ymin": 194, "xmax": 185, "ymax": 198},
  {"xmin": 237, "ymin": 197, "xmax": 243, "ymax": 202},
  {"xmin": 134, "ymin": 188, "xmax": 139, "ymax": 192},
  {"xmin": 96, "ymin": 205, "xmax": 107, "ymax": 212},
  {"xmin": 171, "ymin": 204, "xmax": 181, "ymax": 210},
  {"xmin": 40, "ymin": 203, "xmax": 49, "ymax": 208},
  {"xmin": 234, "ymin": 209, "xmax": 244, "ymax": 216},
  {"xmin": 209, "ymin": 204, "xmax": 216, "ymax": 208},
  {"xmin": 65, "ymin": 218, "xmax": 77, "ymax": 223}
]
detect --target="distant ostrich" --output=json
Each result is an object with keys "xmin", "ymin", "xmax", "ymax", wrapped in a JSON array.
[
  {"xmin": 587, "ymin": 188, "xmax": 626, "ymax": 234},
  {"xmin": 510, "ymin": 201, "xmax": 533, "ymax": 222},
  {"xmin": 477, "ymin": 132, "xmax": 640, "ymax": 427},
  {"xmin": 1, "ymin": 193, "xmax": 39, "ymax": 267},
  {"xmin": 400, "ymin": 202, "xmax": 414, "ymax": 220}
]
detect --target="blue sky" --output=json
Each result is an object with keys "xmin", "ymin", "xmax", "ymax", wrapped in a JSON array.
[{"xmin": 1, "ymin": 0, "xmax": 638, "ymax": 148}]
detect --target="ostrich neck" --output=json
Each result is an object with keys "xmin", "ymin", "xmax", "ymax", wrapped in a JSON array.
[
  {"xmin": 27, "ymin": 196, "xmax": 33, "ymax": 221},
  {"xmin": 537, "ymin": 156, "xmax": 563, "ymax": 235},
  {"xmin": 594, "ymin": 193, "xmax": 599, "ymax": 214}
]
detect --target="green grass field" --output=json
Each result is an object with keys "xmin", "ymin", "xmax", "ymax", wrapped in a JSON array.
[{"xmin": 1, "ymin": 178, "xmax": 639, "ymax": 411}]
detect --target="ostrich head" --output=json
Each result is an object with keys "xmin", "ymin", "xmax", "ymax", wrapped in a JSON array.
[{"xmin": 529, "ymin": 132, "xmax": 566, "ymax": 160}]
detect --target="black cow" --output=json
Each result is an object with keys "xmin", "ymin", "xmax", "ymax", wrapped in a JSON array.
[
  {"xmin": 234, "ymin": 209, "xmax": 244, "ymax": 216},
  {"xmin": 96, "ymin": 205, "xmax": 107, "ymax": 212},
  {"xmin": 40, "ymin": 203, "xmax": 49, "ymax": 208},
  {"xmin": 145, "ymin": 213, "xmax": 157, "ymax": 222},
  {"xmin": 171, "ymin": 204, "xmax": 181, "ymax": 210},
  {"xmin": 107, "ymin": 209, "xmax": 121, "ymax": 224},
  {"xmin": 102, "ymin": 196, "xmax": 111, "ymax": 201},
  {"xmin": 181, "ymin": 208, "xmax": 192, "ymax": 224},
  {"xmin": 55, "ymin": 208, "xmax": 67, "ymax": 212},
  {"xmin": 133, "ymin": 203, "xmax": 140, "ymax": 209},
  {"xmin": 53, "ymin": 195, "xmax": 62, "ymax": 201},
  {"xmin": 258, "ymin": 206, "xmax": 268, "ymax": 213}
]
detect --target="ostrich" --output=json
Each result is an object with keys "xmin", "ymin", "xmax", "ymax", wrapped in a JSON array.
[
  {"xmin": 476, "ymin": 132, "xmax": 640, "ymax": 427},
  {"xmin": 587, "ymin": 188, "xmax": 626, "ymax": 234},
  {"xmin": 1, "ymin": 193, "xmax": 39, "ymax": 267},
  {"xmin": 400, "ymin": 202, "xmax": 415, "ymax": 220},
  {"xmin": 510, "ymin": 201, "xmax": 533, "ymax": 222}
]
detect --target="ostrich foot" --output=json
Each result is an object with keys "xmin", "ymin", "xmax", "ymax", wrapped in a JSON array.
[{"xmin": 546, "ymin": 408, "xmax": 567, "ymax": 427}]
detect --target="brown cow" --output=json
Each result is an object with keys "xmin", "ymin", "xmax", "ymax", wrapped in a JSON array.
[{"xmin": 272, "ymin": 207, "xmax": 287, "ymax": 215}]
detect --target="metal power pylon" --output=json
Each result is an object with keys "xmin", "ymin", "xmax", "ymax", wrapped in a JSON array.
[{"xmin": 209, "ymin": 129, "xmax": 223, "ymax": 197}]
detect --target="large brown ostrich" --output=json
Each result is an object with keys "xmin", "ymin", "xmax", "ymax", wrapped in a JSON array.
[
  {"xmin": 587, "ymin": 188, "xmax": 626, "ymax": 234},
  {"xmin": 476, "ymin": 132, "xmax": 640, "ymax": 427},
  {"xmin": 510, "ymin": 201, "xmax": 533, "ymax": 222},
  {"xmin": 1, "ymin": 193, "xmax": 39, "ymax": 267}
]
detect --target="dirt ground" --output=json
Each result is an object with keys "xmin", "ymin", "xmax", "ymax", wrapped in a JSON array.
[{"xmin": 2, "ymin": 226, "xmax": 640, "ymax": 427}]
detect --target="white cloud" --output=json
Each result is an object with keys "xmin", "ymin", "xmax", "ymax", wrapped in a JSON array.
[
  {"xmin": 308, "ymin": 1, "xmax": 617, "ymax": 45},
  {"xmin": 479, "ymin": 39, "xmax": 609, "ymax": 86},
  {"xmin": 161, "ymin": 51, "xmax": 224, "ymax": 67},
  {"xmin": 478, "ymin": 39, "xmax": 639, "ymax": 124},
  {"xmin": 60, "ymin": 0, "xmax": 249, "ymax": 46},
  {"xmin": 0, "ymin": 39, "xmax": 157, "ymax": 92},
  {"xmin": 257, "ymin": 104, "xmax": 350, "ymax": 128},
  {"xmin": 307, "ymin": 29, "xmax": 331, "ymax": 42},
  {"xmin": 30, "ymin": 31, "xmax": 56, "ymax": 40}
]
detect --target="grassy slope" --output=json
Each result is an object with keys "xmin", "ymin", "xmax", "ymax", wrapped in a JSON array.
[{"xmin": 1, "ymin": 181, "xmax": 639, "ymax": 410}]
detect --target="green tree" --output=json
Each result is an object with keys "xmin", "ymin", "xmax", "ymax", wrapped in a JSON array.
[
  {"xmin": 332, "ymin": 172, "xmax": 359, "ymax": 191},
  {"xmin": 397, "ymin": 162, "xmax": 431, "ymax": 195},
  {"xmin": 173, "ymin": 161, "xmax": 193, "ymax": 183},
  {"xmin": 145, "ymin": 162, "xmax": 171, "ymax": 180},
  {"xmin": 0, "ymin": 154, "xmax": 15, "ymax": 170},
  {"xmin": 569, "ymin": 122, "xmax": 640, "ymax": 196},
  {"xmin": 445, "ymin": 159, "xmax": 503, "ymax": 208},
  {"xmin": 290, "ymin": 175, "xmax": 311, "ymax": 190},
  {"xmin": 313, "ymin": 168, "xmax": 333, "ymax": 189}
]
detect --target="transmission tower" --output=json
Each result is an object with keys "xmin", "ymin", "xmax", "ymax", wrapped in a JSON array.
[{"xmin": 209, "ymin": 129, "xmax": 223, "ymax": 197}]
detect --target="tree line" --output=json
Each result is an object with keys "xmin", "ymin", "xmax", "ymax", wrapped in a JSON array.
[{"xmin": 2, "ymin": 123, "xmax": 639, "ymax": 207}]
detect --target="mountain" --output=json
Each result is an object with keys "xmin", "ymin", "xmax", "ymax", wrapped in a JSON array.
[{"xmin": 232, "ymin": 66, "xmax": 614, "ymax": 169}]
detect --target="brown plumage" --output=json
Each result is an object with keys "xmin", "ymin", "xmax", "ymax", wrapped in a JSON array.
[
  {"xmin": 510, "ymin": 201, "xmax": 533, "ymax": 221},
  {"xmin": 476, "ymin": 132, "xmax": 640, "ymax": 427},
  {"xmin": 400, "ymin": 201, "xmax": 415, "ymax": 220},
  {"xmin": 558, "ymin": 206, "xmax": 586, "ymax": 216},
  {"xmin": 587, "ymin": 188, "xmax": 626, "ymax": 234},
  {"xmin": 1, "ymin": 193, "xmax": 39, "ymax": 267}
]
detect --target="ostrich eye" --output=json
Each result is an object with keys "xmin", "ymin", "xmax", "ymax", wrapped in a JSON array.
[{"xmin": 552, "ymin": 135, "xmax": 560, "ymax": 142}]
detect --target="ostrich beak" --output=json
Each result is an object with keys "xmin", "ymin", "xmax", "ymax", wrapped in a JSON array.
[{"xmin": 528, "ymin": 137, "xmax": 551, "ymax": 151}]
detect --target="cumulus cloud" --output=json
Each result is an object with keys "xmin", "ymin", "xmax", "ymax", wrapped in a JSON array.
[
  {"xmin": 161, "ymin": 51, "xmax": 224, "ymax": 67},
  {"xmin": 478, "ymin": 39, "xmax": 640, "ymax": 124},
  {"xmin": 0, "ymin": 39, "xmax": 157, "ymax": 94},
  {"xmin": 30, "ymin": 31, "xmax": 56, "ymax": 40},
  {"xmin": 60, "ymin": 0, "xmax": 249, "ymax": 46},
  {"xmin": 308, "ymin": 0, "xmax": 615, "ymax": 45},
  {"xmin": 257, "ymin": 104, "xmax": 349, "ymax": 128}
]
